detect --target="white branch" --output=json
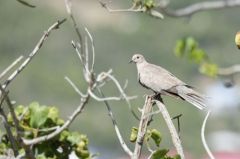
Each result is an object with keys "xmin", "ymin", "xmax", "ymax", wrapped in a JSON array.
[
  {"xmin": 98, "ymin": 0, "xmax": 144, "ymax": 13},
  {"xmin": 218, "ymin": 64, "xmax": 240, "ymax": 76},
  {"xmin": 160, "ymin": 0, "xmax": 240, "ymax": 17},
  {"xmin": 132, "ymin": 96, "xmax": 152, "ymax": 159},
  {"xmin": 97, "ymin": 88, "xmax": 133, "ymax": 157},
  {"xmin": 65, "ymin": 76, "xmax": 87, "ymax": 97},
  {"xmin": 201, "ymin": 110, "xmax": 215, "ymax": 159},
  {"xmin": 0, "ymin": 56, "xmax": 23, "ymax": 80},
  {"xmin": 155, "ymin": 100, "xmax": 185, "ymax": 159},
  {"xmin": 85, "ymin": 27, "xmax": 95, "ymax": 72}
]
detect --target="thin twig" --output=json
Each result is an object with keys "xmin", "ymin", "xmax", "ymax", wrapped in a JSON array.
[
  {"xmin": 98, "ymin": 0, "xmax": 144, "ymax": 13},
  {"xmin": 2, "ymin": 19, "xmax": 66, "ymax": 89},
  {"xmin": 132, "ymin": 96, "xmax": 152, "ymax": 159},
  {"xmin": 0, "ymin": 56, "xmax": 24, "ymax": 80},
  {"xmin": 65, "ymin": 0, "xmax": 85, "ymax": 60},
  {"xmin": 155, "ymin": 100, "xmax": 185, "ymax": 159},
  {"xmin": 159, "ymin": 0, "xmax": 240, "ymax": 17},
  {"xmin": 97, "ymin": 88, "xmax": 133, "ymax": 157},
  {"xmin": 64, "ymin": 76, "xmax": 87, "ymax": 97},
  {"xmin": 201, "ymin": 110, "xmax": 215, "ymax": 159},
  {"xmin": 16, "ymin": 0, "xmax": 36, "ymax": 8},
  {"xmin": 85, "ymin": 27, "xmax": 95, "ymax": 72},
  {"xmin": 218, "ymin": 64, "xmax": 240, "ymax": 76}
]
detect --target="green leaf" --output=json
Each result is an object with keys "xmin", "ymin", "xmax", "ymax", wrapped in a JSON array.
[
  {"xmin": 151, "ymin": 149, "xmax": 169, "ymax": 159},
  {"xmin": 59, "ymin": 130, "xmax": 70, "ymax": 142},
  {"xmin": 189, "ymin": 48, "xmax": 207, "ymax": 64},
  {"xmin": 186, "ymin": 37, "xmax": 197, "ymax": 52},
  {"xmin": 67, "ymin": 132, "xmax": 82, "ymax": 145},
  {"xmin": 150, "ymin": 129, "xmax": 162, "ymax": 147},
  {"xmin": 29, "ymin": 102, "xmax": 49, "ymax": 128},
  {"xmin": 47, "ymin": 107, "xmax": 59, "ymax": 123},
  {"xmin": 130, "ymin": 127, "xmax": 138, "ymax": 142},
  {"xmin": 174, "ymin": 40, "xmax": 186, "ymax": 57},
  {"xmin": 173, "ymin": 154, "xmax": 181, "ymax": 159},
  {"xmin": 199, "ymin": 62, "xmax": 218, "ymax": 77},
  {"xmin": 144, "ymin": 0, "xmax": 155, "ymax": 8}
]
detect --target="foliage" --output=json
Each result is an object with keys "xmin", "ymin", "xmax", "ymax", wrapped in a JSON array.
[
  {"xmin": 174, "ymin": 37, "xmax": 218, "ymax": 77},
  {"xmin": 130, "ymin": 127, "xmax": 181, "ymax": 159},
  {"xmin": 0, "ymin": 102, "xmax": 92, "ymax": 159}
]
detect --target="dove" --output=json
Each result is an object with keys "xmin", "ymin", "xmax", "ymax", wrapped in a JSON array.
[{"xmin": 130, "ymin": 54, "xmax": 206, "ymax": 110}]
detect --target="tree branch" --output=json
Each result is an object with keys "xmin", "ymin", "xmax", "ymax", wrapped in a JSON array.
[
  {"xmin": 98, "ymin": 88, "xmax": 133, "ymax": 157},
  {"xmin": 217, "ymin": 64, "xmax": 240, "ymax": 76},
  {"xmin": 16, "ymin": 0, "xmax": 36, "ymax": 8},
  {"xmin": 0, "ymin": 56, "xmax": 23, "ymax": 80},
  {"xmin": 132, "ymin": 96, "xmax": 152, "ymax": 159},
  {"xmin": 159, "ymin": 0, "xmax": 240, "ymax": 17},
  {"xmin": 155, "ymin": 100, "xmax": 185, "ymax": 159},
  {"xmin": 201, "ymin": 110, "xmax": 215, "ymax": 159}
]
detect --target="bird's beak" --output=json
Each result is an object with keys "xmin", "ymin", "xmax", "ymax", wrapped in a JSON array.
[{"xmin": 129, "ymin": 60, "xmax": 133, "ymax": 63}]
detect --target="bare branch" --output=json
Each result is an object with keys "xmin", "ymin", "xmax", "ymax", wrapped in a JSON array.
[
  {"xmin": 97, "ymin": 88, "xmax": 133, "ymax": 157},
  {"xmin": 98, "ymin": 0, "xmax": 144, "ymax": 13},
  {"xmin": 132, "ymin": 96, "xmax": 152, "ymax": 159},
  {"xmin": 159, "ymin": 0, "xmax": 240, "ymax": 17},
  {"xmin": 22, "ymin": 96, "xmax": 89, "ymax": 145},
  {"xmin": 155, "ymin": 100, "xmax": 185, "ymax": 159},
  {"xmin": 88, "ymin": 88, "xmax": 135, "ymax": 101},
  {"xmin": 2, "ymin": 19, "xmax": 66, "ymax": 89},
  {"xmin": 64, "ymin": 76, "xmax": 87, "ymax": 97},
  {"xmin": 85, "ymin": 27, "xmax": 95, "ymax": 72},
  {"xmin": 65, "ymin": 0, "xmax": 85, "ymax": 58},
  {"xmin": 16, "ymin": 0, "xmax": 36, "ymax": 8},
  {"xmin": 0, "ymin": 56, "xmax": 23, "ymax": 80},
  {"xmin": 218, "ymin": 64, "xmax": 240, "ymax": 76},
  {"xmin": 201, "ymin": 110, "xmax": 215, "ymax": 159}
]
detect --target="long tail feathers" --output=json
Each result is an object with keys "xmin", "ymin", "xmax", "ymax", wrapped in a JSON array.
[{"xmin": 176, "ymin": 85, "xmax": 207, "ymax": 110}]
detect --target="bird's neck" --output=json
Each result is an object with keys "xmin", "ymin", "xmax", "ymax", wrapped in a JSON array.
[{"xmin": 136, "ymin": 61, "xmax": 148, "ymax": 72}]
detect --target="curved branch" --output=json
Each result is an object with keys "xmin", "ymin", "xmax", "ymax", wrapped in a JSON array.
[
  {"xmin": 218, "ymin": 64, "xmax": 240, "ymax": 76},
  {"xmin": 155, "ymin": 100, "xmax": 185, "ymax": 159},
  {"xmin": 201, "ymin": 111, "xmax": 215, "ymax": 159},
  {"xmin": 159, "ymin": 0, "xmax": 240, "ymax": 17}
]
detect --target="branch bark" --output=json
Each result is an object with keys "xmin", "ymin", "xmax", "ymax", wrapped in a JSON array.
[
  {"xmin": 132, "ymin": 96, "xmax": 153, "ymax": 159},
  {"xmin": 159, "ymin": 0, "xmax": 240, "ymax": 17},
  {"xmin": 155, "ymin": 100, "xmax": 185, "ymax": 159}
]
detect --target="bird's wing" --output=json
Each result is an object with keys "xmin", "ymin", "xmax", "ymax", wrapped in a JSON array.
[{"xmin": 140, "ymin": 63, "xmax": 186, "ymax": 91}]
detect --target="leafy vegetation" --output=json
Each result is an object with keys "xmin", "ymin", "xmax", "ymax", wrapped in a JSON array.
[
  {"xmin": 174, "ymin": 37, "xmax": 218, "ymax": 77},
  {"xmin": 1, "ymin": 102, "xmax": 92, "ymax": 159}
]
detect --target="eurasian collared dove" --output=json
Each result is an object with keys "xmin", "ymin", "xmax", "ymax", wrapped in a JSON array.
[{"xmin": 130, "ymin": 54, "xmax": 206, "ymax": 110}]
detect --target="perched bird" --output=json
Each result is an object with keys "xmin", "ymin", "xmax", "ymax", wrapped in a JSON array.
[
  {"xmin": 130, "ymin": 54, "xmax": 206, "ymax": 110},
  {"xmin": 235, "ymin": 31, "xmax": 240, "ymax": 49}
]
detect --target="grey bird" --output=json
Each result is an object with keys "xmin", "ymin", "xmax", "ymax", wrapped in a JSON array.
[{"xmin": 130, "ymin": 54, "xmax": 206, "ymax": 110}]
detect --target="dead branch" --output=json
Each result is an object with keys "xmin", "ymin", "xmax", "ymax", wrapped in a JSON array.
[
  {"xmin": 218, "ymin": 64, "xmax": 240, "ymax": 76},
  {"xmin": 0, "ymin": 56, "xmax": 23, "ymax": 80},
  {"xmin": 155, "ymin": 100, "xmax": 185, "ymax": 159},
  {"xmin": 16, "ymin": 0, "xmax": 36, "ymax": 8},
  {"xmin": 159, "ymin": 0, "xmax": 240, "ymax": 17},
  {"xmin": 132, "ymin": 96, "xmax": 153, "ymax": 159},
  {"xmin": 201, "ymin": 110, "xmax": 215, "ymax": 159},
  {"xmin": 98, "ymin": 88, "xmax": 133, "ymax": 157}
]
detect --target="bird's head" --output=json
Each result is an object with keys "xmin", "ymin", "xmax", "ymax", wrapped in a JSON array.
[{"xmin": 130, "ymin": 54, "xmax": 145, "ymax": 64}]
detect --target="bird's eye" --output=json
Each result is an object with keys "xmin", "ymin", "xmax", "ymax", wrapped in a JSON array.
[{"xmin": 136, "ymin": 56, "xmax": 139, "ymax": 59}]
